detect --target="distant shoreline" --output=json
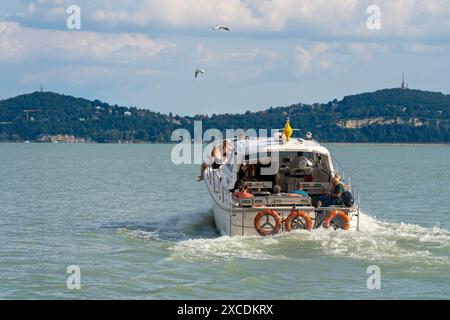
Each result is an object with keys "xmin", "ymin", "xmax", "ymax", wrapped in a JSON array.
[
  {"xmin": 0, "ymin": 141, "xmax": 449, "ymax": 146},
  {"xmin": 2, "ymin": 89, "xmax": 449, "ymax": 146},
  {"xmin": 324, "ymin": 142, "xmax": 450, "ymax": 146}
]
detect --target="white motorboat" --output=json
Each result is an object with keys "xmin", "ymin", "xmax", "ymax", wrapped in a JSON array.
[{"xmin": 203, "ymin": 121, "xmax": 361, "ymax": 236}]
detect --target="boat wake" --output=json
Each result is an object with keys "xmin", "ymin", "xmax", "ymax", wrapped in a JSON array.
[
  {"xmin": 168, "ymin": 212, "xmax": 450, "ymax": 266},
  {"xmin": 104, "ymin": 209, "xmax": 219, "ymax": 242},
  {"xmin": 104, "ymin": 210, "xmax": 449, "ymax": 267},
  {"xmin": 169, "ymin": 235, "xmax": 288, "ymax": 262},
  {"xmin": 301, "ymin": 213, "xmax": 450, "ymax": 265}
]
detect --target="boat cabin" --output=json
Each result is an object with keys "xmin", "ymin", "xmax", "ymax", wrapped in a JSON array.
[{"xmin": 219, "ymin": 136, "xmax": 340, "ymax": 208}]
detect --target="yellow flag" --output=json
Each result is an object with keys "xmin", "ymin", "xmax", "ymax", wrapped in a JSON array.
[{"xmin": 283, "ymin": 120, "xmax": 293, "ymax": 142}]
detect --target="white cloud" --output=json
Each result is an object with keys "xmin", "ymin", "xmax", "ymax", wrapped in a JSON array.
[
  {"xmin": 229, "ymin": 48, "xmax": 279, "ymax": 62},
  {"xmin": 294, "ymin": 42, "xmax": 336, "ymax": 74},
  {"xmin": 293, "ymin": 41, "xmax": 396, "ymax": 74},
  {"xmin": 0, "ymin": 21, "xmax": 177, "ymax": 63},
  {"xmin": 407, "ymin": 43, "xmax": 450, "ymax": 55},
  {"xmin": 349, "ymin": 43, "xmax": 389, "ymax": 60},
  {"xmin": 11, "ymin": 0, "xmax": 450, "ymax": 39},
  {"xmin": 294, "ymin": 46, "xmax": 312, "ymax": 73},
  {"xmin": 192, "ymin": 43, "xmax": 280, "ymax": 82},
  {"xmin": 19, "ymin": 65, "xmax": 115, "ymax": 86},
  {"xmin": 194, "ymin": 42, "xmax": 279, "ymax": 64},
  {"xmin": 90, "ymin": 0, "xmax": 273, "ymax": 31}
]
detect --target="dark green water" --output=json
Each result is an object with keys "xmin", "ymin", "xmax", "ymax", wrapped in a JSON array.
[{"xmin": 0, "ymin": 144, "xmax": 449, "ymax": 299}]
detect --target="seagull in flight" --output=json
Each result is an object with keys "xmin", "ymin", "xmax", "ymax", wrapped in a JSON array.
[
  {"xmin": 195, "ymin": 69, "xmax": 205, "ymax": 79},
  {"xmin": 212, "ymin": 25, "xmax": 231, "ymax": 31}
]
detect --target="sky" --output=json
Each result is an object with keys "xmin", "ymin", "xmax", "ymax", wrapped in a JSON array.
[{"xmin": 0, "ymin": 0, "xmax": 449, "ymax": 115}]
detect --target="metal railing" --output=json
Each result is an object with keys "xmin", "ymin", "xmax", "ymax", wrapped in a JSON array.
[
  {"xmin": 332, "ymin": 156, "xmax": 361, "ymax": 231},
  {"xmin": 207, "ymin": 167, "xmax": 227, "ymax": 204},
  {"xmin": 229, "ymin": 205, "xmax": 357, "ymax": 235}
]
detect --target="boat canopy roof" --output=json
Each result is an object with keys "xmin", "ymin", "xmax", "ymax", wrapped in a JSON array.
[
  {"xmin": 234, "ymin": 137, "xmax": 331, "ymax": 157},
  {"xmin": 264, "ymin": 139, "xmax": 330, "ymax": 155}
]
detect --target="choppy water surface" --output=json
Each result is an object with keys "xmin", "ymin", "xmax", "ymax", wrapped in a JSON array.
[{"xmin": 0, "ymin": 144, "xmax": 449, "ymax": 299}]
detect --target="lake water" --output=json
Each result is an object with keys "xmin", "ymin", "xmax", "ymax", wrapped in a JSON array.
[{"xmin": 0, "ymin": 144, "xmax": 449, "ymax": 299}]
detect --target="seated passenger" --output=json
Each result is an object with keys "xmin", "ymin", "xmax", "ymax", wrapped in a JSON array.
[
  {"xmin": 233, "ymin": 179, "xmax": 244, "ymax": 193},
  {"xmin": 291, "ymin": 182, "xmax": 309, "ymax": 197},
  {"xmin": 273, "ymin": 184, "xmax": 282, "ymax": 196},
  {"xmin": 273, "ymin": 184, "xmax": 300, "ymax": 197},
  {"xmin": 233, "ymin": 184, "xmax": 254, "ymax": 199},
  {"xmin": 316, "ymin": 175, "xmax": 344, "ymax": 208}
]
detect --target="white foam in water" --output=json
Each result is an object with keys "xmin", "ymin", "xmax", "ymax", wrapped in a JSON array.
[
  {"xmin": 114, "ymin": 210, "xmax": 218, "ymax": 243},
  {"xmin": 168, "ymin": 211, "xmax": 450, "ymax": 266},
  {"xmin": 293, "ymin": 212, "xmax": 450, "ymax": 265},
  {"xmin": 116, "ymin": 228, "xmax": 161, "ymax": 241},
  {"xmin": 169, "ymin": 236, "xmax": 287, "ymax": 262}
]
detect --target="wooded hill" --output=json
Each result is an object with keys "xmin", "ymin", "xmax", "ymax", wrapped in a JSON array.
[{"xmin": 0, "ymin": 88, "xmax": 449, "ymax": 143}]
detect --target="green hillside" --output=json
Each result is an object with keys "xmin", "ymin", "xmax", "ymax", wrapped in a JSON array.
[{"xmin": 0, "ymin": 88, "xmax": 449, "ymax": 143}]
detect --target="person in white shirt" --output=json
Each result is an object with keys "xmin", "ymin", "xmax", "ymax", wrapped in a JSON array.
[{"xmin": 289, "ymin": 152, "xmax": 314, "ymax": 170}]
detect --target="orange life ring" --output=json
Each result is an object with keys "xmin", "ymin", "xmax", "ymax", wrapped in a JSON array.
[
  {"xmin": 323, "ymin": 210, "xmax": 350, "ymax": 230},
  {"xmin": 254, "ymin": 210, "xmax": 282, "ymax": 236},
  {"xmin": 285, "ymin": 210, "xmax": 313, "ymax": 231}
]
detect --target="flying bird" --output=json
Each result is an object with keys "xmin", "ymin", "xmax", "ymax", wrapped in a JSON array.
[
  {"xmin": 212, "ymin": 25, "xmax": 231, "ymax": 31},
  {"xmin": 195, "ymin": 69, "xmax": 205, "ymax": 79}
]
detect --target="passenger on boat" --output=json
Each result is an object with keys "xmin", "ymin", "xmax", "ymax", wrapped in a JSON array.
[
  {"xmin": 211, "ymin": 145, "xmax": 224, "ymax": 169},
  {"xmin": 233, "ymin": 179, "xmax": 244, "ymax": 193},
  {"xmin": 222, "ymin": 140, "xmax": 233, "ymax": 159},
  {"xmin": 198, "ymin": 146, "xmax": 224, "ymax": 181},
  {"xmin": 272, "ymin": 185, "xmax": 300, "ymax": 197},
  {"xmin": 236, "ymin": 162, "xmax": 256, "ymax": 182},
  {"xmin": 289, "ymin": 152, "xmax": 314, "ymax": 170},
  {"xmin": 316, "ymin": 175, "xmax": 344, "ymax": 208},
  {"xmin": 273, "ymin": 184, "xmax": 283, "ymax": 196},
  {"xmin": 273, "ymin": 185, "xmax": 301, "ymax": 198},
  {"xmin": 233, "ymin": 184, "xmax": 254, "ymax": 199},
  {"xmin": 243, "ymin": 164, "xmax": 256, "ymax": 180},
  {"xmin": 291, "ymin": 182, "xmax": 309, "ymax": 197}
]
